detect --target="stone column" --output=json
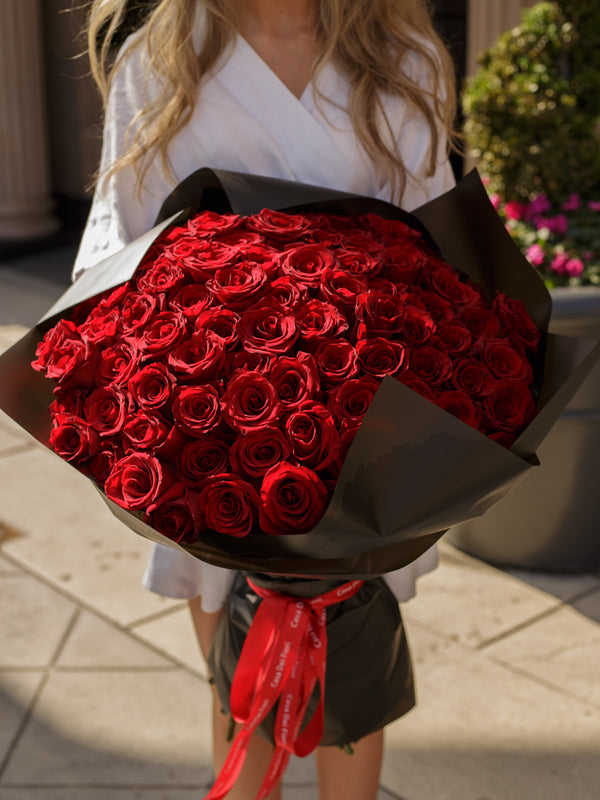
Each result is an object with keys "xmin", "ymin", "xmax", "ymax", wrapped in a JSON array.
[
  {"xmin": 466, "ymin": 0, "xmax": 537, "ymax": 76},
  {"xmin": 0, "ymin": 0, "xmax": 59, "ymax": 241}
]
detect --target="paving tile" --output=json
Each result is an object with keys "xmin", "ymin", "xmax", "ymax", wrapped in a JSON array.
[
  {"xmin": 0, "ymin": 671, "xmax": 44, "ymax": 766},
  {"xmin": 56, "ymin": 610, "xmax": 173, "ymax": 669},
  {"xmin": 382, "ymin": 651, "xmax": 600, "ymax": 800},
  {"xmin": 0, "ymin": 325, "xmax": 28, "ymax": 354},
  {"xmin": 0, "ymin": 416, "xmax": 32, "ymax": 452},
  {"xmin": 0, "ymin": 446, "xmax": 180, "ymax": 626},
  {"xmin": 404, "ymin": 620, "xmax": 467, "ymax": 674},
  {"xmin": 402, "ymin": 544, "xmax": 560, "ymax": 649},
  {"xmin": 2, "ymin": 669, "xmax": 213, "ymax": 786},
  {"xmin": 0, "ymin": 553, "xmax": 22, "ymax": 575},
  {"xmin": 132, "ymin": 606, "xmax": 207, "ymax": 677},
  {"xmin": 0, "ymin": 569, "xmax": 76, "ymax": 667},
  {"xmin": 485, "ymin": 590, "xmax": 600, "ymax": 708}
]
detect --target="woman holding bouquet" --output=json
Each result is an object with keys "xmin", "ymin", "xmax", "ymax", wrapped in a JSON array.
[{"xmin": 76, "ymin": 1, "xmax": 458, "ymax": 798}]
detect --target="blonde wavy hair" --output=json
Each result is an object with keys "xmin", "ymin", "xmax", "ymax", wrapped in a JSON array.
[{"xmin": 87, "ymin": 0, "xmax": 458, "ymax": 202}]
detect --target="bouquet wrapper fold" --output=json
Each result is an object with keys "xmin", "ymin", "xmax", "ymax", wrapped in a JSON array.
[{"xmin": 1, "ymin": 168, "xmax": 598, "ymax": 578}]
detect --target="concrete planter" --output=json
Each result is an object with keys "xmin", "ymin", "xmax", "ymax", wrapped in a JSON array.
[{"xmin": 448, "ymin": 287, "xmax": 600, "ymax": 571}]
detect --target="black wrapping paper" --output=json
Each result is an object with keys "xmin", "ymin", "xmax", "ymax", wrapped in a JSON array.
[
  {"xmin": 208, "ymin": 573, "xmax": 414, "ymax": 746},
  {"xmin": 0, "ymin": 169, "xmax": 598, "ymax": 578}
]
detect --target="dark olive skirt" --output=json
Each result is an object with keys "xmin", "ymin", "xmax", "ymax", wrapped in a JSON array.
[{"xmin": 208, "ymin": 572, "xmax": 415, "ymax": 747}]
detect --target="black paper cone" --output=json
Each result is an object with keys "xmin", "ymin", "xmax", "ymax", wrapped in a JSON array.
[{"xmin": 1, "ymin": 169, "xmax": 598, "ymax": 578}]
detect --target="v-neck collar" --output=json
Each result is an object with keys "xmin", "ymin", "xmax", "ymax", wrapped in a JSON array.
[{"xmin": 235, "ymin": 33, "xmax": 314, "ymax": 105}]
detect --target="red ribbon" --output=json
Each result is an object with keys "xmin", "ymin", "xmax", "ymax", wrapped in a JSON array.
[{"xmin": 204, "ymin": 578, "xmax": 364, "ymax": 800}]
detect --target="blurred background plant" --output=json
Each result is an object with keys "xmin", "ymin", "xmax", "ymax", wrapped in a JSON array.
[{"xmin": 462, "ymin": 0, "xmax": 600, "ymax": 288}]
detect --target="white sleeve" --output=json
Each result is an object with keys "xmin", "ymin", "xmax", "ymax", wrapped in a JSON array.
[{"xmin": 72, "ymin": 37, "xmax": 154, "ymax": 281}]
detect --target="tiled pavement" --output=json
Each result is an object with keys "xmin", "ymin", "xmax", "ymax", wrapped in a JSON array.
[{"xmin": 1, "ymin": 246, "xmax": 599, "ymax": 800}]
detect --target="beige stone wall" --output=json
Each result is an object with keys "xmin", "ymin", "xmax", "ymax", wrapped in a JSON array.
[
  {"xmin": 466, "ymin": 0, "xmax": 538, "ymax": 76},
  {"xmin": 43, "ymin": 0, "xmax": 102, "ymax": 200},
  {"xmin": 0, "ymin": 0, "xmax": 59, "ymax": 240}
]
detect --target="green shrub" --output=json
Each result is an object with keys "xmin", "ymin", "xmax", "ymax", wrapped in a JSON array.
[{"xmin": 463, "ymin": 1, "xmax": 600, "ymax": 203}]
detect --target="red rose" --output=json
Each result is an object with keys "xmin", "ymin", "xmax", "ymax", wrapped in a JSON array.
[
  {"xmin": 407, "ymin": 345, "xmax": 453, "ymax": 386},
  {"xmin": 356, "ymin": 338, "xmax": 407, "ymax": 378},
  {"xmin": 336, "ymin": 249, "xmax": 382, "ymax": 278},
  {"xmin": 167, "ymin": 329, "xmax": 225, "ymax": 381},
  {"xmin": 187, "ymin": 210, "xmax": 242, "ymax": 236},
  {"xmin": 364, "ymin": 213, "xmax": 421, "ymax": 243},
  {"xmin": 168, "ymin": 284, "xmax": 214, "ymax": 320},
  {"xmin": 492, "ymin": 293, "xmax": 541, "ymax": 351},
  {"xmin": 430, "ymin": 321, "xmax": 472, "ymax": 356},
  {"xmin": 437, "ymin": 390, "xmax": 483, "ymax": 431},
  {"xmin": 96, "ymin": 340, "xmax": 141, "ymax": 387},
  {"xmin": 425, "ymin": 262, "xmax": 480, "ymax": 307},
  {"xmin": 381, "ymin": 243, "xmax": 430, "ymax": 284},
  {"xmin": 295, "ymin": 299, "xmax": 349, "ymax": 344},
  {"xmin": 278, "ymin": 244, "xmax": 336, "ymax": 287},
  {"xmin": 136, "ymin": 254, "xmax": 185, "ymax": 294},
  {"xmin": 268, "ymin": 353, "xmax": 319, "ymax": 410},
  {"xmin": 105, "ymin": 452, "xmax": 174, "ymax": 510},
  {"xmin": 460, "ymin": 304, "xmax": 502, "ymax": 343},
  {"xmin": 320, "ymin": 269, "xmax": 368, "ymax": 316},
  {"xmin": 32, "ymin": 320, "xmax": 97, "ymax": 386},
  {"xmin": 482, "ymin": 340, "xmax": 533, "ymax": 383},
  {"xmin": 451, "ymin": 358, "xmax": 495, "ymax": 397},
  {"xmin": 89, "ymin": 440, "xmax": 125, "ymax": 484},
  {"xmin": 177, "ymin": 436, "xmax": 230, "ymax": 485},
  {"xmin": 195, "ymin": 308, "xmax": 241, "ymax": 352},
  {"xmin": 122, "ymin": 411, "xmax": 172, "ymax": 452},
  {"xmin": 246, "ymin": 209, "xmax": 311, "ymax": 241},
  {"xmin": 262, "ymin": 276, "xmax": 308, "ymax": 311},
  {"xmin": 313, "ymin": 339, "xmax": 359, "ymax": 385},
  {"xmin": 221, "ymin": 371, "xmax": 280, "ymax": 433},
  {"xmin": 79, "ymin": 306, "xmax": 120, "ymax": 345},
  {"xmin": 259, "ymin": 462, "xmax": 329, "ymax": 535},
  {"xmin": 146, "ymin": 486, "xmax": 203, "ymax": 543},
  {"xmin": 138, "ymin": 310, "xmax": 187, "ymax": 358},
  {"xmin": 236, "ymin": 243, "xmax": 281, "ymax": 278},
  {"xmin": 214, "ymin": 229, "xmax": 264, "ymax": 248},
  {"xmin": 237, "ymin": 306, "xmax": 298, "ymax": 355},
  {"xmin": 172, "ymin": 385, "xmax": 222, "ymax": 437},
  {"xmin": 284, "ymin": 401, "xmax": 341, "ymax": 471},
  {"xmin": 355, "ymin": 292, "xmax": 406, "ymax": 338},
  {"xmin": 172, "ymin": 239, "xmax": 239, "ymax": 281},
  {"xmin": 399, "ymin": 306, "xmax": 436, "ymax": 347},
  {"xmin": 119, "ymin": 291, "xmax": 162, "ymax": 334},
  {"xmin": 199, "ymin": 473, "xmax": 260, "ymax": 537},
  {"xmin": 83, "ymin": 387, "xmax": 131, "ymax": 437},
  {"xmin": 485, "ymin": 381, "xmax": 536, "ymax": 433},
  {"xmin": 419, "ymin": 290, "xmax": 456, "ymax": 323},
  {"xmin": 327, "ymin": 377, "xmax": 380, "ymax": 426},
  {"xmin": 206, "ymin": 263, "xmax": 268, "ymax": 309},
  {"xmin": 48, "ymin": 413, "xmax": 100, "ymax": 463},
  {"xmin": 128, "ymin": 363, "xmax": 176, "ymax": 410},
  {"xmin": 230, "ymin": 426, "xmax": 292, "ymax": 478}
]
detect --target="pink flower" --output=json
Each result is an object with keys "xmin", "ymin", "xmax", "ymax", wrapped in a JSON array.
[
  {"xmin": 588, "ymin": 200, "xmax": 600, "ymax": 212},
  {"xmin": 565, "ymin": 257, "xmax": 584, "ymax": 278},
  {"xmin": 536, "ymin": 215, "xmax": 568, "ymax": 236},
  {"xmin": 562, "ymin": 193, "xmax": 581, "ymax": 212},
  {"xmin": 528, "ymin": 194, "xmax": 551, "ymax": 216},
  {"xmin": 489, "ymin": 193, "xmax": 501, "ymax": 210},
  {"xmin": 526, "ymin": 243, "xmax": 546, "ymax": 267},
  {"xmin": 504, "ymin": 201, "xmax": 527, "ymax": 221},
  {"xmin": 550, "ymin": 253, "xmax": 570, "ymax": 275}
]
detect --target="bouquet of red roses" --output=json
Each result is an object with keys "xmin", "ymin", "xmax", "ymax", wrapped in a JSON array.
[
  {"xmin": 30, "ymin": 200, "xmax": 541, "ymax": 546},
  {"xmin": 0, "ymin": 169, "xmax": 597, "ymax": 578}
]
